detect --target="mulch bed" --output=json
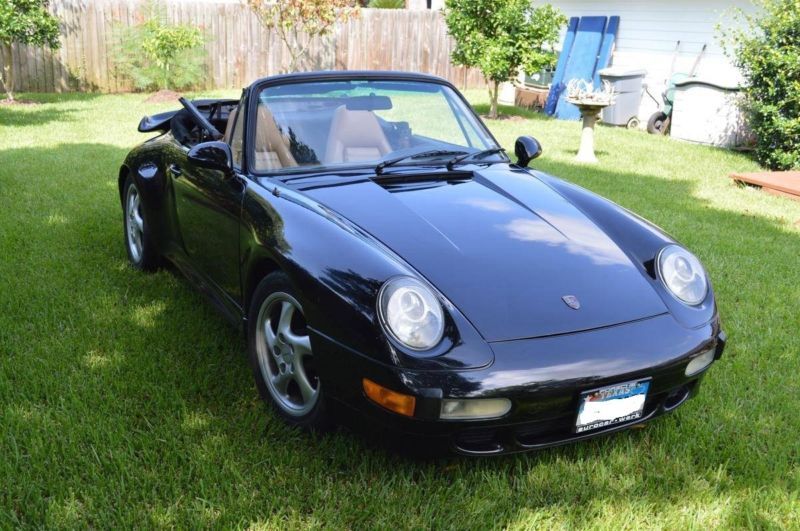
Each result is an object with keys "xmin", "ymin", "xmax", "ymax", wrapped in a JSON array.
[{"xmin": 144, "ymin": 90, "xmax": 182, "ymax": 104}]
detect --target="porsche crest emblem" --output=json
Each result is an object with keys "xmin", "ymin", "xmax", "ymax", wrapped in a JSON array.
[{"xmin": 562, "ymin": 295, "xmax": 581, "ymax": 310}]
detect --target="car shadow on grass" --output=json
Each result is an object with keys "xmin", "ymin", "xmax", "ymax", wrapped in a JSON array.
[{"xmin": 1, "ymin": 142, "xmax": 798, "ymax": 527}]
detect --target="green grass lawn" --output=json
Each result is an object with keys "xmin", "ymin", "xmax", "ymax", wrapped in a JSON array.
[{"xmin": 1, "ymin": 91, "xmax": 799, "ymax": 529}]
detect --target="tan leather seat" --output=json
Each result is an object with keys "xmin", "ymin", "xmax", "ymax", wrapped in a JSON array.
[
  {"xmin": 324, "ymin": 106, "xmax": 392, "ymax": 164},
  {"xmin": 223, "ymin": 108, "xmax": 243, "ymax": 164},
  {"xmin": 223, "ymin": 107, "xmax": 238, "ymax": 143},
  {"xmin": 254, "ymin": 106, "xmax": 297, "ymax": 171}
]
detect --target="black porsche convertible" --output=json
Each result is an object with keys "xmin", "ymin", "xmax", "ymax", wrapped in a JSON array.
[{"xmin": 120, "ymin": 71, "xmax": 725, "ymax": 455}]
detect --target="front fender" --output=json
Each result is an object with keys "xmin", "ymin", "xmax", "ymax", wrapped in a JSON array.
[{"xmin": 240, "ymin": 180, "xmax": 494, "ymax": 372}]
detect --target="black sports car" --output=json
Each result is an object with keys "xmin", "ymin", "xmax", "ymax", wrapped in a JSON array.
[{"xmin": 120, "ymin": 71, "xmax": 725, "ymax": 455}]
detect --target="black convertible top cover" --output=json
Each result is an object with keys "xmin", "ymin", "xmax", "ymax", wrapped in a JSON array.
[{"xmin": 137, "ymin": 98, "xmax": 239, "ymax": 133}]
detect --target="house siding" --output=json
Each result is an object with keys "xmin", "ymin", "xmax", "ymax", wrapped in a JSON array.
[{"xmin": 406, "ymin": 0, "xmax": 445, "ymax": 9}]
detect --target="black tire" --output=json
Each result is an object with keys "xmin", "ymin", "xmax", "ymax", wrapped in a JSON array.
[
  {"xmin": 626, "ymin": 116, "xmax": 641, "ymax": 130},
  {"xmin": 122, "ymin": 175, "xmax": 159, "ymax": 271},
  {"xmin": 647, "ymin": 111, "xmax": 669, "ymax": 135},
  {"xmin": 247, "ymin": 272, "xmax": 331, "ymax": 431}
]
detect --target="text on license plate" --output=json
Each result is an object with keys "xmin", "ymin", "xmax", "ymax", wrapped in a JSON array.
[{"xmin": 575, "ymin": 379, "xmax": 650, "ymax": 433}]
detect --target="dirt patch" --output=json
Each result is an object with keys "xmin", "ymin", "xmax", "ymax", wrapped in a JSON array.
[
  {"xmin": 0, "ymin": 98, "xmax": 39, "ymax": 106},
  {"xmin": 144, "ymin": 90, "xmax": 182, "ymax": 104}
]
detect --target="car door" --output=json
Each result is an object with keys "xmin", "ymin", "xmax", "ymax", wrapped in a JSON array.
[{"xmin": 170, "ymin": 103, "xmax": 246, "ymax": 314}]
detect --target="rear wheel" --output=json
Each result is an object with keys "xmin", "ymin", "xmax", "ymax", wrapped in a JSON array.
[
  {"xmin": 248, "ymin": 272, "xmax": 330, "ymax": 430},
  {"xmin": 123, "ymin": 176, "xmax": 159, "ymax": 271},
  {"xmin": 647, "ymin": 111, "xmax": 669, "ymax": 135}
]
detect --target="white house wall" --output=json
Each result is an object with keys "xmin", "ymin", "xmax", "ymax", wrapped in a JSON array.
[
  {"xmin": 532, "ymin": 0, "xmax": 757, "ymax": 121},
  {"xmin": 406, "ymin": 0, "xmax": 445, "ymax": 9}
]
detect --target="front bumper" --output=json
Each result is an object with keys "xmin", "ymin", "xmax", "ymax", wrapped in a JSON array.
[{"xmin": 314, "ymin": 313, "xmax": 725, "ymax": 456}]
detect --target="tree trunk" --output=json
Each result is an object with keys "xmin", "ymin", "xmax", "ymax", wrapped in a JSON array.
[
  {"xmin": 286, "ymin": 30, "xmax": 309, "ymax": 73},
  {"xmin": 286, "ymin": 50, "xmax": 299, "ymax": 74},
  {"xmin": 281, "ymin": 38, "xmax": 296, "ymax": 74},
  {"xmin": 488, "ymin": 80, "xmax": 500, "ymax": 119},
  {"xmin": 1, "ymin": 42, "xmax": 14, "ymax": 102}
]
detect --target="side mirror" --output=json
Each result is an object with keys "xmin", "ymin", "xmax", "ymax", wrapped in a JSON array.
[
  {"xmin": 188, "ymin": 141, "xmax": 233, "ymax": 174},
  {"xmin": 514, "ymin": 136, "xmax": 543, "ymax": 167}
]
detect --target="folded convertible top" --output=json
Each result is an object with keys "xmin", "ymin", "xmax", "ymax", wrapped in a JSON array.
[{"xmin": 137, "ymin": 98, "xmax": 239, "ymax": 133}]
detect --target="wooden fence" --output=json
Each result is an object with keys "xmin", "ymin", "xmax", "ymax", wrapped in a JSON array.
[{"xmin": 0, "ymin": 1, "xmax": 486, "ymax": 93}]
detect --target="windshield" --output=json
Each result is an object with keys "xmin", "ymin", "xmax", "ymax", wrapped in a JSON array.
[{"xmin": 252, "ymin": 79, "xmax": 499, "ymax": 173}]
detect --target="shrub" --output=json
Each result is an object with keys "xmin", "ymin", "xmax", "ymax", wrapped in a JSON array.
[
  {"xmin": 445, "ymin": 0, "xmax": 566, "ymax": 119},
  {"xmin": 113, "ymin": 2, "xmax": 205, "ymax": 92},
  {"xmin": 724, "ymin": 0, "xmax": 800, "ymax": 169},
  {"xmin": 0, "ymin": 0, "xmax": 61, "ymax": 101}
]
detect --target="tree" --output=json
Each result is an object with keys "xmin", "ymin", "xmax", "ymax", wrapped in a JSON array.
[
  {"xmin": 247, "ymin": 0, "xmax": 359, "ymax": 73},
  {"xmin": 140, "ymin": 22, "xmax": 204, "ymax": 91},
  {"xmin": 0, "ymin": 0, "xmax": 60, "ymax": 102},
  {"xmin": 445, "ymin": 0, "xmax": 565, "ymax": 119},
  {"xmin": 113, "ymin": 2, "xmax": 205, "ymax": 92},
  {"xmin": 722, "ymin": 0, "xmax": 800, "ymax": 169}
]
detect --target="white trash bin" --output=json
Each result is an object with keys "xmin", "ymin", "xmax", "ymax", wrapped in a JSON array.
[{"xmin": 670, "ymin": 79, "xmax": 752, "ymax": 148}]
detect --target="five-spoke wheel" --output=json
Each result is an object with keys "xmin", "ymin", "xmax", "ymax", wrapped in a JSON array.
[
  {"xmin": 248, "ymin": 272, "xmax": 329, "ymax": 429},
  {"xmin": 256, "ymin": 293, "xmax": 319, "ymax": 416},
  {"xmin": 126, "ymin": 184, "xmax": 144, "ymax": 263},
  {"xmin": 122, "ymin": 176, "xmax": 158, "ymax": 270}
]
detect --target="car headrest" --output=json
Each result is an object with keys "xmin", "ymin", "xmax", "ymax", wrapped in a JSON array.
[{"xmin": 345, "ymin": 95, "xmax": 392, "ymax": 111}]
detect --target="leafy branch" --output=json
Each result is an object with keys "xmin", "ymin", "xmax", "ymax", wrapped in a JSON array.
[{"xmin": 246, "ymin": 0, "xmax": 359, "ymax": 73}]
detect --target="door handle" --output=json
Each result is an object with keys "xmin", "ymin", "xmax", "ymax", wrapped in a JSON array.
[{"xmin": 168, "ymin": 163, "xmax": 182, "ymax": 177}]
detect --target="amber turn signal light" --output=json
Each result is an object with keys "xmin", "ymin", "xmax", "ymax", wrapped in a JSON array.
[{"xmin": 362, "ymin": 378, "xmax": 416, "ymax": 417}]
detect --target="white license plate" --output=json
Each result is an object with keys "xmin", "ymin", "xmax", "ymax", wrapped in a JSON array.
[{"xmin": 575, "ymin": 379, "xmax": 650, "ymax": 433}]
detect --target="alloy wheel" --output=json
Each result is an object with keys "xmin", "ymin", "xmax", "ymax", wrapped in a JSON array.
[
  {"xmin": 255, "ymin": 292, "xmax": 319, "ymax": 416},
  {"xmin": 126, "ymin": 185, "xmax": 144, "ymax": 263}
]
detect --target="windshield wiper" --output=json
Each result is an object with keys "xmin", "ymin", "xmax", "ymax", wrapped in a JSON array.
[
  {"xmin": 446, "ymin": 148, "xmax": 507, "ymax": 170},
  {"xmin": 375, "ymin": 149, "xmax": 467, "ymax": 175}
]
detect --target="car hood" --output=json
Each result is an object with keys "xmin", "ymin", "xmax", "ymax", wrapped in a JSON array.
[{"xmin": 298, "ymin": 167, "xmax": 668, "ymax": 342}]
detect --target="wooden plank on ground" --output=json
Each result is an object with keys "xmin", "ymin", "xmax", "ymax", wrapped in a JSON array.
[{"xmin": 730, "ymin": 171, "xmax": 800, "ymax": 201}]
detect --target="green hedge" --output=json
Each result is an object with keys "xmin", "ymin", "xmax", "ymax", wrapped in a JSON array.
[{"xmin": 727, "ymin": 0, "xmax": 800, "ymax": 170}]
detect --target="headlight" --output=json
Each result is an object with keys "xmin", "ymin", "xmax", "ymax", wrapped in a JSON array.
[
  {"xmin": 378, "ymin": 276, "xmax": 444, "ymax": 350},
  {"xmin": 657, "ymin": 245, "xmax": 708, "ymax": 306}
]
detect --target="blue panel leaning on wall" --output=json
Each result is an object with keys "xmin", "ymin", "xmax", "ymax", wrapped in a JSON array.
[
  {"xmin": 544, "ymin": 17, "xmax": 579, "ymax": 116},
  {"xmin": 545, "ymin": 16, "xmax": 620, "ymax": 120},
  {"xmin": 554, "ymin": 16, "xmax": 608, "ymax": 120},
  {"xmin": 594, "ymin": 16, "xmax": 620, "ymax": 87}
]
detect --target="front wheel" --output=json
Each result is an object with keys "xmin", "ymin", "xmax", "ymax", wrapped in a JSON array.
[
  {"xmin": 123, "ymin": 176, "xmax": 159, "ymax": 271},
  {"xmin": 248, "ymin": 272, "xmax": 330, "ymax": 430}
]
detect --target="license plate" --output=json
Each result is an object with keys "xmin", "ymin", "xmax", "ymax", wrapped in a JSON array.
[{"xmin": 575, "ymin": 379, "xmax": 650, "ymax": 433}]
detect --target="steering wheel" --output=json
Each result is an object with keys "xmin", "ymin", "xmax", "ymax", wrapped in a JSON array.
[{"xmin": 179, "ymin": 97, "xmax": 223, "ymax": 141}]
